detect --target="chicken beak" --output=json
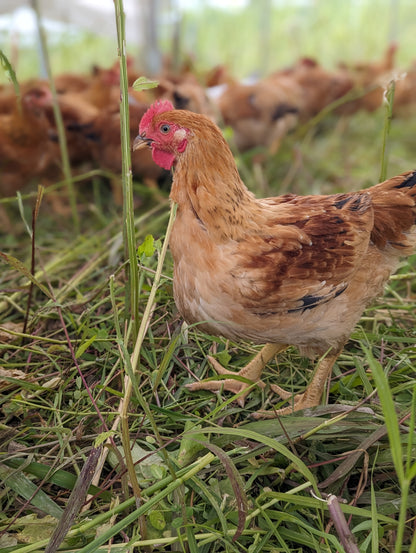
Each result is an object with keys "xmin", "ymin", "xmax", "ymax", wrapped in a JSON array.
[{"xmin": 132, "ymin": 134, "xmax": 152, "ymax": 152}]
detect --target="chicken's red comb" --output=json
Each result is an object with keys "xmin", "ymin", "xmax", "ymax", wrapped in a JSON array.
[{"xmin": 140, "ymin": 100, "xmax": 175, "ymax": 132}]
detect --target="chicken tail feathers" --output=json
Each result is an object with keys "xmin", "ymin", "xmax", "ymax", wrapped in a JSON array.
[{"xmin": 367, "ymin": 170, "xmax": 416, "ymax": 251}]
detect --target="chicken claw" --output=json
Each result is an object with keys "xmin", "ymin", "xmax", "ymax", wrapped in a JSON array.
[
  {"xmin": 185, "ymin": 343, "xmax": 287, "ymax": 407},
  {"xmin": 186, "ymin": 344, "xmax": 342, "ymax": 417},
  {"xmin": 253, "ymin": 346, "xmax": 343, "ymax": 418}
]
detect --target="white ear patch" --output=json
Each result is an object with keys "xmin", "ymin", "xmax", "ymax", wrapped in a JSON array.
[{"xmin": 174, "ymin": 128, "xmax": 187, "ymax": 142}]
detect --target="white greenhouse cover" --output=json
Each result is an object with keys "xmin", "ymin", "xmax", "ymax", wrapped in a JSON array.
[{"xmin": 0, "ymin": 0, "xmax": 146, "ymax": 45}]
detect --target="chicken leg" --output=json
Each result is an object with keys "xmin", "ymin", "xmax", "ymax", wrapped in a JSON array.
[
  {"xmin": 254, "ymin": 345, "xmax": 344, "ymax": 418},
  {"xmin": 186, "ymin": 343, "xmax": 343, "ymax": 416},
  {"xmin": 186, "ymin": 343, "xmax": 288, "ymax": 406}
]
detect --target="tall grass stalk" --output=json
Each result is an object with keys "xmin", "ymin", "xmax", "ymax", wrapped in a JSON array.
[
  {"xmin": 32, "ymin": 0, "xmax": 79, "ymax": 232},
  {"xmin": 113, "ymin": 0, "xmax": 146, "ymax": 537},
  {"xmin": 114, "ymin": 0, "xmax": 179, "ymax": 534},
  {"xmin": 113, "ymin": 0, "xmax": 140, "ymax": 339}
]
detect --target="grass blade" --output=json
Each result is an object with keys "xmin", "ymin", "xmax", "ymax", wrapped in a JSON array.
[
  {"xmin": 75, "ymin": 453, "xmax": 216, "ymax": 553},
  {"xmin": 0, "ymin": 252, "xmax": 54, "ymax": 300},
  {"xmin": 44, "ymin": 447, "xmax": 102, "ymax": 553},
  {"xmin": 362, "ymin": 345, "xmax": 404, "ymax": 485},
  {"xmin": 200, "ymin": 441, "xmax": 248, "ymax": 541},
  {"xmin": 193, "ymin": 426, "xmax": 318, "ymax": 492},
  {"xmin": 2, "ymin": 458, "xmax": 110, "ymax": 500},
  {"xmin": 113, "ymin": 0, "xmax": 138, "ymax": 338},
  {"xmin": 0, "ymin": 464, "xmax": 63, "ymax": 520},
  {"xmin": 32, "ymin": 0, "xmax": 78, "ymax": 231}
]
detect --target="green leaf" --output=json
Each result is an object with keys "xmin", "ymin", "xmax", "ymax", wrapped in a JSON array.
[
  {"xmin": 371, "ymin": 481, "xmax": 379, "ymax": 553},
  {"xmin": 177, "ymin": 421, "xmax": 206, "ymax": 467},
  {"xmin": 107, "ymin": 442, "xmax": 165, "ymax": 480},
  {"xmin": 149, "ymin": 510, "xmax": 166, "ymax": 530},
  {"xmin": 95, "ymin": 430, "xmax": 116, "ymax": 447},
  {"xmin": 75, "ymin": 334, "xmax": 97, "ymax": 358},
  {"xmin": 137, "ymin": 234, "xmax": 155, "ymax": 258},
  {"xmin": 0, "ymin": 252, "xmax": 54, "ymax": 300},
  {"xmin": 4, "ymin": 458, "xmax": 110, "ymax": 500},
  {"xmin": 362, "ymin": 345, "xmax": 405, "ymax": 485},
  {"xmin": 150, "ymin": 464, "xmax": 167, "ymax": 480},
  {"xmin": 16, "ymin": 514, "xmax": 57, "ymax": 544},
  {"xmin": 0, "ymin": 464, "xmax": 63, "ymax": 520},
  {"xmin": 132, "ymin": 76, "xmax": 159, "ymax": 91},
  {"xmin": 216, "ymin": 350, "xmax": 231, "ymax": 367},
  {"xmin": 0, "ymin": 49, "xmax": 21, "ymax": 101}
]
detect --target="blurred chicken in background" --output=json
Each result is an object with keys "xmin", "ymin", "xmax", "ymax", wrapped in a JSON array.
[{"xmin": 1, "ymin": 44, "xmax": 415, "ymax": 212}]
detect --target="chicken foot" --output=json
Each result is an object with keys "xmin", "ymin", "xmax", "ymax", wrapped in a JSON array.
[
  {"xmin": 185, "ymin": 343, "xmax": 288, "ymax": 406},
  {"xmin": 186, "ymin": 342, "xmax": 343, "ymax": 417},
  {"xmin": 253, "ymin": 345, "xmax": 343, "ymax": 418}
]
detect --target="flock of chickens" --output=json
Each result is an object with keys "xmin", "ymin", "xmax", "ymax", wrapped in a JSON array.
[{"xmin": 0, "ymin": 43, "xmax": 415, "ymax": 205}]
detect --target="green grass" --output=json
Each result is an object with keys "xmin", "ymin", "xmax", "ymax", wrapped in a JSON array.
[{"xmin": 1, "ymin": 2, "xmax": 416, "ymax": 552}]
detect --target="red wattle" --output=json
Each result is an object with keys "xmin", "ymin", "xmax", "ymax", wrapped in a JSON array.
[{"xmin": 152, "ymin": 148, "xmax": 176, "ymax": 170}]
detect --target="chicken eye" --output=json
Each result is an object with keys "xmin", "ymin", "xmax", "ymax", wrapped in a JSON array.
[{"xmin": 160, "ymin": 124, "xmax": 170, "ymax": 134}]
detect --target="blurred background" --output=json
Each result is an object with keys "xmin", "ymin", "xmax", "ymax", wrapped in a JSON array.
[
  {"xmin": 1, "ymin": 0, "xmax": 415, "ymax": 82},
  {"xmin": 1, "ymin": 0, "xmax": 416, "ymax": 224}
]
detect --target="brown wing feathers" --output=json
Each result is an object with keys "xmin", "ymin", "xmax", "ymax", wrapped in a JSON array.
[{"xmin": 366, "ymin": 170, "xmax": 416, "ymax": 250}]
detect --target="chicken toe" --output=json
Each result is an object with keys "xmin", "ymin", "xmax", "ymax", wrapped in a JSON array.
[
  {"xmin": 252, "ymin": 346, "xmax": 343, "ymax": 418},
  {"xmin": 185, "ymin": 343, "xmax": 287, "ymax": 406}
]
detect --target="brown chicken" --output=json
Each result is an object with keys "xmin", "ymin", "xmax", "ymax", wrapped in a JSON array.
[
  {"xmin": 155, "ymin": 77, "xmax": 217, "ymax": 120},
  {"xmin": 133, "ymin": 100, "xmax": 416, "ymax": 416},
  {"xmin": 0, "ymin": 84, "xmax": 61, "ymax": 198},
  {"xmin": 270, "ymin": 57, "xmax": 354, "ymax": 121},
  {"xmin": 393, "ymin": 60, "xmax": 416, "ymax": 116},
  {"xmin": 337, "ymin": 43, "xmax": 398, "ymax": 114},
  {"xmin": 218, "ymin": 77, "xmax": 300, "ymax": 152},
  {"xmin": 87, "ymin": 98, "xmax": 166, "ymax": 203},
  {"xmin": 41, "ymin": 86, "xmax": 100, "ymax": 168}
]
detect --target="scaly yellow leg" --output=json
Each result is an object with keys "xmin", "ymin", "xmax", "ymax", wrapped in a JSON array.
[
  {"xmin": 186, "ymin": 342, "xmax": 288, "ymax": 406},
  {"xmin": 253, "ymin": 346, "xmax": 343, "ymax": 418}
]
